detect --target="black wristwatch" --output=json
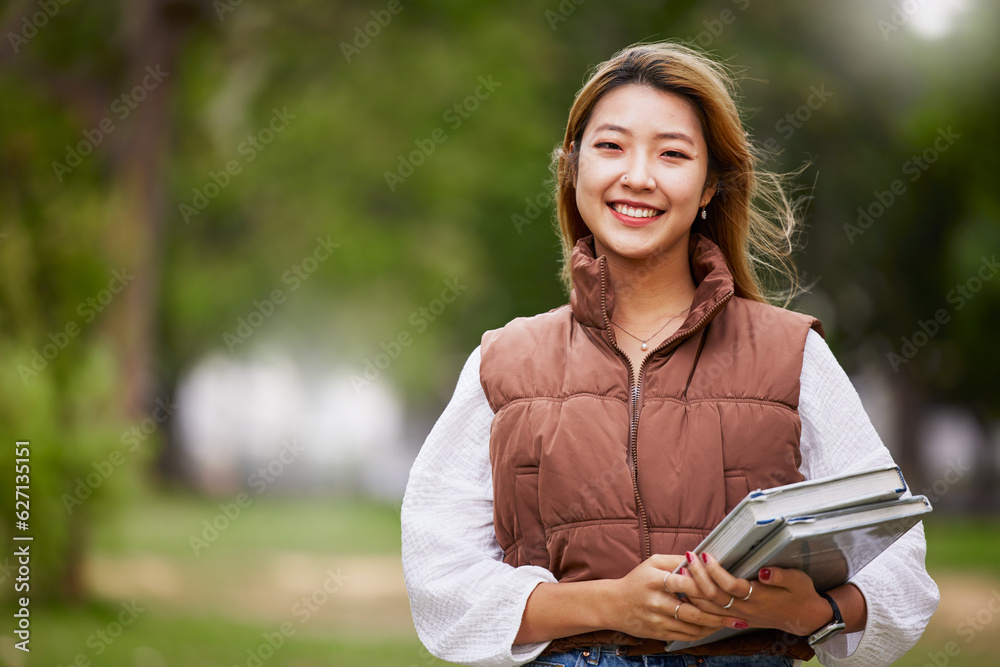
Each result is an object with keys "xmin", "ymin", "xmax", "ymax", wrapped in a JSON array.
[{"xmin": 808, "ymin": 592, "xmax": 847, "ymax": 647}]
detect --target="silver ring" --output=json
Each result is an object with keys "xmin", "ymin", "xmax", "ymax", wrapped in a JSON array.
[
  {"xmin": 742, "ymin": 582, "xmax": 753, "ymax": 601},
  {"xmin": 673, "ymin": 601, "xmax": 684, "ymax": 621},
  {"xmin": 722, "ymin": 595, "xmax": 736, "ymax": 609},
  {"xmin": 662, "ymin": 571, "xmax": 671, "ymax": 593}
]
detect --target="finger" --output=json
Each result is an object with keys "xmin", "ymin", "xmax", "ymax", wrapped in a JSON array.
[
  {"xmin": 683, "ymin": 552, "xmax": 726, "ymax": 604},
  {"xmin": 671, "ymin": 604, "xmax": 730, "ymax": 634},
  {"xmin": 675, "ymin": 600, "xmax": 744, "ymax": 630},
  {"xmin": 667, "ymin": 574, "xmax": 740, "ymax": 618},
  {"xmin": 646, "ymin": 553, "xmax": 688, "ymax": 573},
  {"xmin": 681, "ymin": 591, "xmax": 750, "ymax": 629},
  {"xmin": 662, "ymin": 567, "xmax": 705, "ymax": 598},
  {"xmin": 758, "ymin": 566, "xmax": 817, "ymax": 597},
  {"xmin": 757, "ymin": 566, "xmax": 790, "ymax": 590},
  {"xmin": 701, "ymin": 553, "xmax": 753, "ymax": 600}
]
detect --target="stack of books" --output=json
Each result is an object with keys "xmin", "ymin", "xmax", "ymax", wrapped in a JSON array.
[{"xmin": 665, "ymin": 464, "xmax": 931, "ymax": 651}]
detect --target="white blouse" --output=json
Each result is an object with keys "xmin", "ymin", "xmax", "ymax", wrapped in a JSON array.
[{"xmin": 401, "ymin": 329, "xmax": 939, "ymax": 667}]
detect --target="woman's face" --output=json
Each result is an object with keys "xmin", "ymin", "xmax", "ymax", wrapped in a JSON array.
[{"xmin": 575, "ymin": 84, "xmax": 715, "ymax": 267}]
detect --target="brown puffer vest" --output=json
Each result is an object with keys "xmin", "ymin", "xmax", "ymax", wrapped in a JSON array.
[{"xmin": 480, "ymin": 234, "xmax": 823, "ymax": 659}]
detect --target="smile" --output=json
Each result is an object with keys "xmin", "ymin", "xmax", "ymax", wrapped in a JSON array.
[{"xmin": 608, "ymin": 202, "xmax": 664, "ymax": 220}]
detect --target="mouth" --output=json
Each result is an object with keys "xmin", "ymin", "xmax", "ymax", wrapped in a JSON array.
[{"xmin": 608, "ymin": 201, "xmax": 665, "ymax": 224}]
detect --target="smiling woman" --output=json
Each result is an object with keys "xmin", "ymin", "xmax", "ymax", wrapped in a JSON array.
[
  {"xmin": 401, "ymin": 41, "xmax": 938, "ymax": 667},
  {"xmin": 572, "ymin": 85, "xmax": 713, "ymax": 358}
]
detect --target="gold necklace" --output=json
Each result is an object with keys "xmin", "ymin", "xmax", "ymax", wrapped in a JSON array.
[{"xmin": 611, "ymin": 306, "xmax": 690, "ymax": 351}]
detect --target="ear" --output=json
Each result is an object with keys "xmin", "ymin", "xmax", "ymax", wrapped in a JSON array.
[{"xmin": 700, "ymin": 178, "xmax": 718, "ymax": 208}]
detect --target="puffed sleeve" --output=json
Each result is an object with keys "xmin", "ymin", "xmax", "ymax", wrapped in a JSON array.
[
  {"xmin": 797, "ymin": 329, "xmax": 939, "ymax": 666},
  {"xmin": 401, "ymin": 346, "xmax": 558, "ymax": 667}
]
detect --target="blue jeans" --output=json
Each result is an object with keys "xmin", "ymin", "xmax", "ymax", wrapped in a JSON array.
[{"xmin": 529, "ymin": 646, "xmax": 795, "ymax": 667}]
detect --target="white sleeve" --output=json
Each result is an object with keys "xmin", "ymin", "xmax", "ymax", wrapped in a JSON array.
[
  {"xmin": 798, "ymin": 329, "xmax": 940, "ymax": 667},
  {"xmin": 401, "ymin": 346, "xmax": 558, "ymax": 667}
]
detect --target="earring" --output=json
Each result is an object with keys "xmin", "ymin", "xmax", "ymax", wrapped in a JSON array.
[{"xmin": 700, "ymin": 207, "xmax": 707, "ymax": 220}]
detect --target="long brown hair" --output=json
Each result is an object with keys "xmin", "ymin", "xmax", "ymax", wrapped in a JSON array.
[{"xmin": 552, "ymin": 41, "xmax": 804, "ymax": 305}]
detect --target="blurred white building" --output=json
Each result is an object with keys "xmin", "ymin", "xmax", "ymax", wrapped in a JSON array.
[{"xmin": 174, "ymin": 349, "xmax": 414, "ymax": 498}]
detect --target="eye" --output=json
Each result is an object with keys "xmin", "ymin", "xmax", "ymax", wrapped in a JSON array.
[
  {"xmin": 662, "ymin": 150, "xmax": 691, "ymax": 159},
  {"xmin": 594, "ymin": 141, "xmax": 621, "ymax": 150}
]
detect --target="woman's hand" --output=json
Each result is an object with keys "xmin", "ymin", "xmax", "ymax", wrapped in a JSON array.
[
  {"xmin": 603, "ymin": 554, "xmax": 750, "ymax": 642},
  {"xmin": 669, "ymin": 551, "xmax": 832, "ymax": 637}
]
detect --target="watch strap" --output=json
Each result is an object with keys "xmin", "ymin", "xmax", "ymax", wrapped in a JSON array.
[
  {"xmin": 820, "ymin": 592, "xmax": 843, "ymax": 624},
  {"xmin": 808, "ymin": 592, "xmax": 847, "ymax": 647}
]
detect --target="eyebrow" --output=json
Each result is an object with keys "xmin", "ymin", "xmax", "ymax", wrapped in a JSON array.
[{"xmin": 593, "ymin": 123, "xmax": 695, "ymax": 146}]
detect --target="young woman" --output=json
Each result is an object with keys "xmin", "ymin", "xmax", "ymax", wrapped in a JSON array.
[{"xmin": 401, "ymin": 42, "xmax": 938, "ymax": 667}]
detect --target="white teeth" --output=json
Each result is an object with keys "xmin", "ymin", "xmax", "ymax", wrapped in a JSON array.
[{"xmin": 614, "ymin": 203, "xmax": 660, "ymax": 218}]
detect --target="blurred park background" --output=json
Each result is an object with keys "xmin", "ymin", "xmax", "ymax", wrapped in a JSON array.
[{"xmin": 1, "ymin": 0, "xmax": 998, "ymax": 665}]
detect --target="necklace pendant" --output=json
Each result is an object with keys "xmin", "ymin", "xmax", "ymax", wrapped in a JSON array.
[{"xmin": 641, "ymin": 342, "xmax": 648, "ymax": 350}]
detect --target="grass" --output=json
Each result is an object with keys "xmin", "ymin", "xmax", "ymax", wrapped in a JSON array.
[
  {"xmin": 27, "ymin": 603, "xmax": 441, "ymax": 667},
  {"xmin": 92, "ymin": 490, "xmax": 405, "ymax": 557},
  {"xmin": 9, "ymin": 493, "xmax": 1000, "ymax": 667},
  {"xmin": 924, "ymin": 514, "xmax": 1000, "ymax": 575}
]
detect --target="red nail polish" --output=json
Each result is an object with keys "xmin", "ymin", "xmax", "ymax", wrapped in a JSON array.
[
  {"xmin": 701, "ymin": 553, "xmax": 709, "ymax": 564},
  {"xmin": 686, "ymin": 551, "xmax": 695, "ymax": 563},
  {"xmin": 733, "ymin": 620, "xmax": 749, "ymax": 630},
  {"xmin": 679, "ymin": 567, "xmax": 688, "ymax": 576},
  {"xmin": 759, "ymin": 568, "xmax": 771, "ymax": 582}
]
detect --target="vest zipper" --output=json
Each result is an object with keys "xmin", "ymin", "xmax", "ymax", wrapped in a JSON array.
[
  {"xmin": 600, "ymin": 256, "xmax": 734, "ymax": 562},
  {"xmin": 599, "ymin": 260, "xmax": 648, "ymax": 563}
]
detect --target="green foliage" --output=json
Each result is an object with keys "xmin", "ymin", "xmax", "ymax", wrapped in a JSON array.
[{"xmin": 0, "ymin": 341, "xmax": 137, "ymax": 603}]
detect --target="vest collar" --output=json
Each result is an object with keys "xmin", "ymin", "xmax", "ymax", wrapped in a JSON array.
[{"xmin": 569, "ymin": 233, "xmax": 736, "ymax": 337}]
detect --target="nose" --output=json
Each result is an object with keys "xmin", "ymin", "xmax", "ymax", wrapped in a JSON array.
[{"xmin": 621, "ymin": 156, "xmax": 654, "ymax": 190}]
